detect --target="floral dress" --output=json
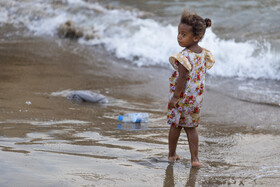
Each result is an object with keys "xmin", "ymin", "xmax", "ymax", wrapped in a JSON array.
[{"xmin": 167, "ymin": 48, "xmax": 215, "ymax": 128}]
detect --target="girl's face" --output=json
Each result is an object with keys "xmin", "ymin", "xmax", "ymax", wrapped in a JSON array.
[{"xmin": 177, "ymin": 23, "xmax": 200, "ymax": 48}]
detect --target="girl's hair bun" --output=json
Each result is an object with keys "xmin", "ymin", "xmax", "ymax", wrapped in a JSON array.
[{"xmin": 204, "ymin": 18, "xmax": 212, "ymax": 28}]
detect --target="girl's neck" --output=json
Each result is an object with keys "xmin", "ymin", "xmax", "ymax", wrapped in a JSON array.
[{"xmin": 187, "ymin": 44, "xmax": 202, "ymax": 53}]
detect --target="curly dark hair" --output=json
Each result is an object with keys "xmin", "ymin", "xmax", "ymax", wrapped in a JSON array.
[{"xmin": 180, "ymin": 9, "xmax": 212, "ymax": 38}]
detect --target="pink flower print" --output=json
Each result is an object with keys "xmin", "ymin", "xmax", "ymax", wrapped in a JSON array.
[
  {"xmin": 200, "ymin": 83, "xmax": 204, "ymax": 89},
  {"xmin": 179, "ymin": 118, "xmax": 185, "ymax": 124},
  {"xmin": 188, "ymin": 96, "xmax": 195, "ymax": 104},
  {"xmin": 178, "ymin": 107, "xmax": 183, "ymax": 111},
  {"xmin": 171, "ymin": 86, "xmax": 176, "ymax": 90},
  {"xmin": 172, "ymin": 71, "xmax": 177, "ymax": 78},
  {"xmin": 180, "ymin": 91, "xmax": 184, "ymax": 97},
  {"xmin": 194, "ymin": 107, "xmax": 200, "ymax": 113}
]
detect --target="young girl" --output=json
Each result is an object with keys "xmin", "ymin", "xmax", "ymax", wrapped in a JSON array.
[{"xmin": 167, "ymin": 9, "xmax": 215, "ymax": 167}]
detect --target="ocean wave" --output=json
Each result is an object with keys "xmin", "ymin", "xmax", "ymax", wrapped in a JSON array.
[
  {"xmin": 1, "ymin": 0, "xmax": 279, "ymax": 80},
  {"xmin": 201, "ymin": 31, "xmax": 280, "ymax": 80}
]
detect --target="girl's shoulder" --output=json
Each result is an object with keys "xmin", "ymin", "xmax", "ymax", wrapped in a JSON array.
[
  {"xmin": 202, "ymin": 48, "xmax": 215, "ymax": 70},
  {"xmin": 202, "ymin": 48, "xmax": 213, "ymax": 55},
  {"xmin": 202, "ymin": 48, "xmax": 215, "ymax": 61}
]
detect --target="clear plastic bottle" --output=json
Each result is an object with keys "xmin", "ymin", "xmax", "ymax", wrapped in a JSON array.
[{"xmin": 118, "ymin": 113, "xmax": 149, "ymax": 123}]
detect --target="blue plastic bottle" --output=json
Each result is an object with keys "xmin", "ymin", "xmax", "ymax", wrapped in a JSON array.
[{"xmin": 118, "ymin": 113, "xmax": 149, "ymax": 123}]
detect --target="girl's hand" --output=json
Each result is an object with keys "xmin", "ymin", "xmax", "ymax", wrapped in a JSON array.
[
  {"xmin": 168, "ymin": 62, "xmax": 188, "ymax": 110},
  {"xmin": 168, "ymin": 96, "xmax": 178, "ymax": 109}
]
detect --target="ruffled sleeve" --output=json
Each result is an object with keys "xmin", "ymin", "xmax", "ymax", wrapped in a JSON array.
[
  {"xmin": 204, "ymin": 48, "xmax": 215, "ymax": 70},
  {"xmin": 169, "ymin": 53, "xmax": 192, "ymax": 72}
]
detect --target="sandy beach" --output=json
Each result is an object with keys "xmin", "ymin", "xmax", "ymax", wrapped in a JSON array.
[{"xmin": 0, "ymin": 32, "xmax": 280, "ymax": 186}]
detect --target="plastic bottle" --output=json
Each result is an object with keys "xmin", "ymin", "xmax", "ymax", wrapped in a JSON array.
[{"xmin": 118, "ymin": 113, "xmax": 149, "ymax": 123}]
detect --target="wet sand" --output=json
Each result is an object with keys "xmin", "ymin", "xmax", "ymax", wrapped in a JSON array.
[{"xmin": 0, "ymin": 35, "xmax": 280, "ymax": 186}]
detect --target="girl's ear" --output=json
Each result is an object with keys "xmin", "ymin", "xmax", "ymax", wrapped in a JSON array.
[{"xmin": 193, "ymin": 35, "xmax": 201, "ymax": 43}]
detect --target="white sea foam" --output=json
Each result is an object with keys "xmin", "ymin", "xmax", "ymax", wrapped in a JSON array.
[
  {"xmin": 0, "ymin": 7, "xmax": 8, "ymax": 23},
  {"xmin": 1, "ymin": 0, "xmax": 280, "ymax": 80},
  {"xmin": 51, "ymin": 89, "xmax": 73, "ymax": 97},
  {"xmin": 201, "ymin": 31, "xmax": 280, "ymax": 79}
]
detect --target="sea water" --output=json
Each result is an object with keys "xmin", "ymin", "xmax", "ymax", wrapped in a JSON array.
[{"xmin": 1, "ymin": 0, "xmax": 280, "ymax": 79}]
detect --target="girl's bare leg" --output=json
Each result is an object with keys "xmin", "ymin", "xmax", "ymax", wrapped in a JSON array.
[
  {"xmin": 168, "ymin": 126, "xmax": 181, "ymax": 162},
  {"xmin": 184, "ymin": 127, "xmax": 202, "ymax": 167}
]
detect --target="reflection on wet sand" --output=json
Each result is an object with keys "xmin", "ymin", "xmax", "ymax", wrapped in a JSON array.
[
  {"xmin": 164, "ymin": 164, "xmax": 199, "ymax": 187},
  {"xmin": 186, "ymin": 167, "xmax": 199, "ymax": 187},
  {"xmin": 117, "ymin": 123, "xmax": 148, "ymax": 131},
  {"xmin": 164, "ymin": 164, "xmax": 175, "ymax": 187}
]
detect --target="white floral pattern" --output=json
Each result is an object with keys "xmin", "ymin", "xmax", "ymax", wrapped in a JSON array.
[{"xmin": 167, "ymin": 48, "xmax": 215, "ymax": 128}]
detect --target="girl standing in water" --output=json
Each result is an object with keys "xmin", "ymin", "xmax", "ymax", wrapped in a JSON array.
[{"xmin": 167, "ymin": 9, "xmax": 215, "ymax": 167}]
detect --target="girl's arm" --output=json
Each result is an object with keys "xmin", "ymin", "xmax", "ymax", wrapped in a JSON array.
[{"xmin": 169, "ymin": 62, "xmax": 189, "ymax": 108}]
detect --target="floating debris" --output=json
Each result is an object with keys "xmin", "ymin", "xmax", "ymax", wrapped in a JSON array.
[{"xmin": 67, "ymin": 90, "xmax": 108, "ymax": 104}]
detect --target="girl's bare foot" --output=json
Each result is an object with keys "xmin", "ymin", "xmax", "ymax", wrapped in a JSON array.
[
  {"xmin": 168, "ymin": 154, "xmax": 180, "ymax": 162},
  {"xmin": 191, "ymin": 161, "xmax": 203, "ymax": 167}
]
